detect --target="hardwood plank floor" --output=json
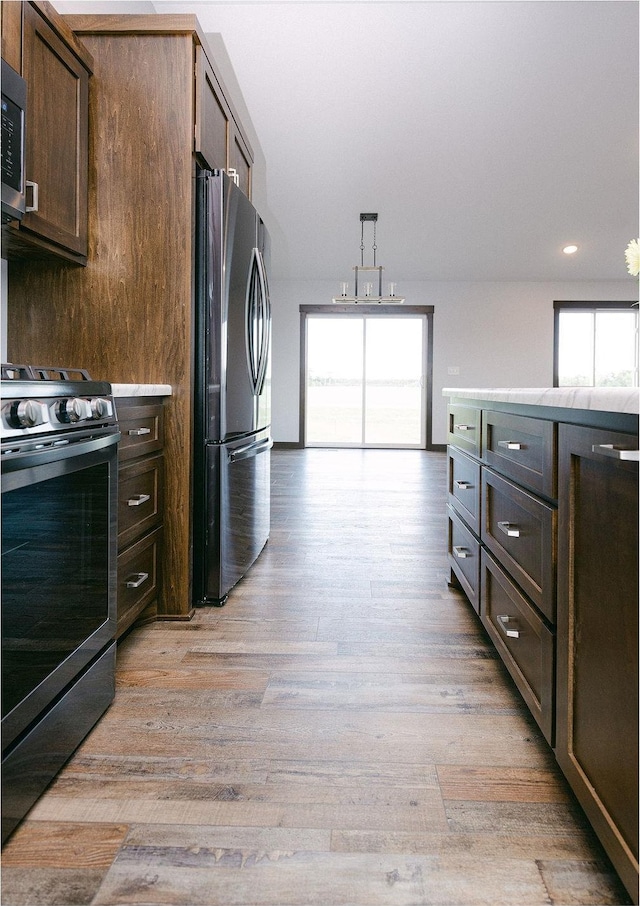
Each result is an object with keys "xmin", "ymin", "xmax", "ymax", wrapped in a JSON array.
[{"xmin": 1, "ymin": 449, "xmax": 631, "ymax": 905}]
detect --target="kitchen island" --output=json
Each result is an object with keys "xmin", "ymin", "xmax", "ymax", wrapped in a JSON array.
[{"xmin": 444, "ymin": 387, "xmax": 638, "ymax": 904}]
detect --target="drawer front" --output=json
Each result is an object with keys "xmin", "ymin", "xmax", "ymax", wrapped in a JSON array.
[
  {"xmin": 482, "ymin": 410, "xmax": 556, "ymax": 498},
  {"xmin": 448, "ymin": 404, "xmax": 481, "ymax": 457},
  {"xmin": 118, "ymin": 454, "xmax": 164, "ymax": 549},
  {"xmin": 116, "ymin": 398, "xmax": 164, "ymax": 462},
  {"xmin": 482, "ymin": 468, "xmax": 556, "ymax": 623},
  {"xmin": 448, "ymin": 446, "xmax": 481, "ymax": 535},
  {"xmin": 481, "ymin": 550, "xmax": 555, "ymax": 744},
  {"xmin": 117, "ymin": 527, "xmax": 162, "ymax": 637},
  {"xmin": 447, "ymin": 505, "xmax": 480, "ymax": 613}
]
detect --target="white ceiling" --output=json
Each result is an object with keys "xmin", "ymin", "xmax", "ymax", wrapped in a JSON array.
[{"xmin": 55, "ymin": 1, "xmax": 639, "ymax": 284}]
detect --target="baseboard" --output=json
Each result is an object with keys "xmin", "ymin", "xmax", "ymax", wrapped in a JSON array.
[{"xmin": 272, "ymin": 441, "xmax": 304, "ymax": 450}]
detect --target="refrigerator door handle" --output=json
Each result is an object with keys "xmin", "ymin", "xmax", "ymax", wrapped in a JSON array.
[
  {"xmin": 245, "ymin": 248, "xmax": 261, "ymax": 395},
  {"xmin": 255, "ymin": 247, "xmax": 271, "ymax": 396},
  {"xmin": 227, "ymin": 437, "xmax": 273, "ymax": 463}
]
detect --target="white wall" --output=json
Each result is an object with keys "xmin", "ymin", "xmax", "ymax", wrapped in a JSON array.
[{"xmin": 270, "ymin": 278, "xmax": 638, "ymax": 446}]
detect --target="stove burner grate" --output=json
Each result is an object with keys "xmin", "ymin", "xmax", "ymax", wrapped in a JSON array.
[{"xmin": 1, "ymin": 364, "xmax": 92, "ymax": 382}]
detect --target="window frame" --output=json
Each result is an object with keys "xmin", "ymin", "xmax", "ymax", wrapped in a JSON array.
[{"xmin": 553, "ymin": 300, "xmax": 639, "ymax": 388}]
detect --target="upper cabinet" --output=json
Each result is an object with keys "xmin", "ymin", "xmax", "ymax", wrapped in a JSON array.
[
  {"xmin": 195, "ymin": 44, "xmax": 252, "ymax": 197},
  {"xmin": 1, "ymin": 1, "xmax": 92, "ymax": 265}
]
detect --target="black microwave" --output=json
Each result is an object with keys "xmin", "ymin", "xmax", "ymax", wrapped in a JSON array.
[{"xmin": 1, "ymin": 59, "xmax": 27, "ymax": 223}]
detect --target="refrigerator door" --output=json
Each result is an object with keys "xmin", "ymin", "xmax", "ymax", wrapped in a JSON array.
[
  {"xmin": 195, "ymin": 169, "xmax": 264, "ymax": 444},
  {"xmin": 197, "ymin": 432, "xmax": 272, "ymax": 605},
  {"xmin": 223, "ymin": 182, "xmax": 267, "ymax": 440}
]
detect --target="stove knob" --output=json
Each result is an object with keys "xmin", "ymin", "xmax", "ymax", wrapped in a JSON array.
[
  {"xmin": 11, "ymin": 399, "xmax": 48, "ymax": 428},
  {"xmin": 58, "ymin": 397, "xmax": 92, "ymax": 423},
  {"xmin": 90, "ymin": 397, "xmax": 113, "ymax": 419}
]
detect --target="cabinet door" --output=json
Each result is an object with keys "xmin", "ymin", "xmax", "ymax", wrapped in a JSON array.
[
  {"xmin": 556, "ymin": 423, "xmax": 638, "ymax": 903},
  {"xmin": 229, "ymin": 128, "xmax": 251, "ymax": 198},
  {"xmin": 17, "ymin": 3, "xmax": 90, "ymax": 260},
  {"xmin": 1, "ymin": 0, "xmax": 23, "ymax": 73},
  {"xmin": 194, "ymin": 45, "xmax": 229, "ymax": 172}
]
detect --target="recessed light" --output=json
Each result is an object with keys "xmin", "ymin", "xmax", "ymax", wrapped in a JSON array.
[{"xmin": 563, "ymin": 245, "xmax": 578, "ymax": 255}]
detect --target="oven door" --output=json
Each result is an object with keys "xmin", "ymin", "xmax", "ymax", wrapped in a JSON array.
[{"xmin": 1, "ymin": 429, "xmax": 119, "ymax": 751}]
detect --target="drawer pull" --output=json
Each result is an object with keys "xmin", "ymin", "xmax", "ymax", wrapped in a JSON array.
[
  {"xmin": 591, "ymin": 444, "xmax": 640, "ymax": 462},
  {"xmin": 127, "ymin": 493, "xmax": 151, "ymax": 507},
  {"xmin": 454, "ymin": 480, "xmax": 472, "ymax": 490},
  {"xmin": 497, "ymin": 614, "xmax": 521, "ymax": 639},
  {"xmin": 454, "ymin": 424, "xmax": 475, "ymax": 431},
  {"xmin": 498, "ymin": 440, "xmax": 523, "ymax": 450},
  {"xmin": 453, "ymin": 545, "xmax": 470, "ymax": 559},
  {"xmin": 126, "ymin": 571, "xmax": 149, "ymax": 589},
  {"xmin": 128, "ymin": 427, "xmax": 151, "ymax": 436},
  {"xmin": 497, "ymin": 521, "xmax": 520, "ymax": 537}
]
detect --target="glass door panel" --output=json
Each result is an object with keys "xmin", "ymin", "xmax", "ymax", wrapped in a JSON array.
[
  {"xmin": 306, "ymin": 317, "xmax": 363, "ymax": 444},
  {"xmin": 305, "ymin": 314, "xmax": 427, "ymax": 448},
  {"xmin": 364, "ymin": 317, "xmax": 425, "ymax": 446}
]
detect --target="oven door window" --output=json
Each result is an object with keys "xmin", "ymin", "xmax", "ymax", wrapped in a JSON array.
[{"xmin": 2, "ymin": 461, "xmax": 111, "ymax": 721}]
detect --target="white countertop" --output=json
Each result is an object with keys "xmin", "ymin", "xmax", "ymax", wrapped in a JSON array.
[
  {"xmin": 111, "ymin": 383, "xmax": 172, "ymax": 397},
  {"xmin": 443, "ymin": 387, "xmax": 639, "ymax": 415}
]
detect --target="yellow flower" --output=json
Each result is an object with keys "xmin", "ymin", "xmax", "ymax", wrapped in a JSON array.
[{"xmin": 624, "ymin": 239, "xmax": 639, "ymax": 276}]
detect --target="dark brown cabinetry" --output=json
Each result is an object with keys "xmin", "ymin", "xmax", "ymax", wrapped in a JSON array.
[
  {"xmin": 556, "ymin": 423, "xmax": 638, "ymax": 903},
  {"xmin": 448, "ymin": 406, "xmax": 557, "ymax": 745},
  {"xmin": 447, "ymin": 396, "xmax": 639, "ymax": 904},
  {"xmin": 7, "ymin": 15, "xmax": 254, "ymax": 619},
  {"xmin": 1, "ymin": 1, "xmax": 92, "ymax": 264},
  {"xmin": 115, "ymin": 397, "xmax": 165, "ymax": 638},
  {"xmin": 195, "ymin": 44, "xmax": 252, "ymax": 196}
]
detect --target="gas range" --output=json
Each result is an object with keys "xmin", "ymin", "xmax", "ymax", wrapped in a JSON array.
[{"xmin": 1, "ymin": 363, "xmax": 118, "ymax": 446}]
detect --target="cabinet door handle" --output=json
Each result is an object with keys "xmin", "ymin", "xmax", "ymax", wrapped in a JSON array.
[
  {"xmin": 453, "ymin": 545, "xmax": 469, "ymax": 559},
  {"xmin": 497, "ymin": 614, "xmax": 521, "ymax": 638},
  {"xmin": 454, "ymin": 424, "xmax": 475, "ymax": 431},
  {"xmin": 127, "ymin": 493, "xmax": 151, "ymax": 507},
  {"xmin": 454, "ymin": 480, "xmax": 472, "ymax": 490},
  {"xmin": 591, "ymin": 444, "xmax": 640, "ymax": 462},
  {"xmin": 25, "ymin": 180, "xmax": 39, "ymax": 212},
  {"xmin": 498, "ymin": 440, "xmax": 523, "ymax": 450},
  {"xmin": 497, "ymin": 521, "xmax": 520, "ymax": 537},
  {"xmin": 128, "ymin": 427, "xmax": 151, "ymax": 436},
  {"xmin": 126, "ymin": 571, "xmax": 149, "ymax": 589}
]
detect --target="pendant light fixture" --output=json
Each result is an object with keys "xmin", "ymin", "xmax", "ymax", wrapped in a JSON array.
[{"xmin": 332, "ymin": 213, "xmax": 405, "ymax": 303}]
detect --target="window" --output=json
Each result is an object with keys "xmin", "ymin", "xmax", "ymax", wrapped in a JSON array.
[{"xmin": 554, "ymin": 302, "xmax": 638, "ymax": 387}]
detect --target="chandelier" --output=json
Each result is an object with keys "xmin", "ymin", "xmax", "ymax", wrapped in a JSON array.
[{"xmin": 332, "ymin": 213, "xmax": 405, "ymax": 304}]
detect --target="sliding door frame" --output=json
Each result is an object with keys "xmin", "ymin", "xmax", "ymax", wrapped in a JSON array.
[{"xmin": 299, "ymin": 304, "xmax": 435, "ymax": 449}]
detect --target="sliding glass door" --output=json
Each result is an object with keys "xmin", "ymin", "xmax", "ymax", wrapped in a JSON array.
[{"xmin": 305, "ymin": 314, "xmax": 427, "ymax": 448}]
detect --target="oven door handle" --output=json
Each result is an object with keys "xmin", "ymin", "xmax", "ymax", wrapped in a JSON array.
[{"xmin": 1, "ymin": 429, "xmax": 121, "ymax": 476}]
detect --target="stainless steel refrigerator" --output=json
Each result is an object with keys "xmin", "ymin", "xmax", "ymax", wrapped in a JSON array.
[{"xmin": 192, "ymin": 169, "xmax": 272, "ymax": 606}]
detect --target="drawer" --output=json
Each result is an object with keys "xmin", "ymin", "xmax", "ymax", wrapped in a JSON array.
[
  {"xmin": 482, "ymin": 410, "xmax": 556, "ymax": 499},
  {"xmin": 448, "ymin": 446, "xmax": 481, "ymax": 535},
  {"xmin": 448, "ymin": 404, "xmax": 481, "ymax": 457},
  {"xmin": 447, "ymin": 505, "xmax": 480, "ymax": 614},
  {"xmin": 482, "ymin": 468, "xmax": 556, "ymax": 623},
  {"xmin": 481, "ymin": 549, "xmax": 555, "ymax": 745},
  {"xmin": 116, "ymin": 398, "xmax": 164, "ymax": 462},
  {"xmin": 118, "ymin": 454, "xmax": 164, "ymax": 549},
  {"xmin": 117, "ymin": 527, "xmax": 162, "ymax": 637}
]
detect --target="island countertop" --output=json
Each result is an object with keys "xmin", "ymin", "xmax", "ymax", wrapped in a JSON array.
[{"xmin": 443, "ymin": 387, "xmax": 638, "ymax": 415}]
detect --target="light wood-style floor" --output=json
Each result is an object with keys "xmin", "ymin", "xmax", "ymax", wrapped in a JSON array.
[{"xmin": 1, "ymin": 449, "xmax": 631, "ymax": 906}]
